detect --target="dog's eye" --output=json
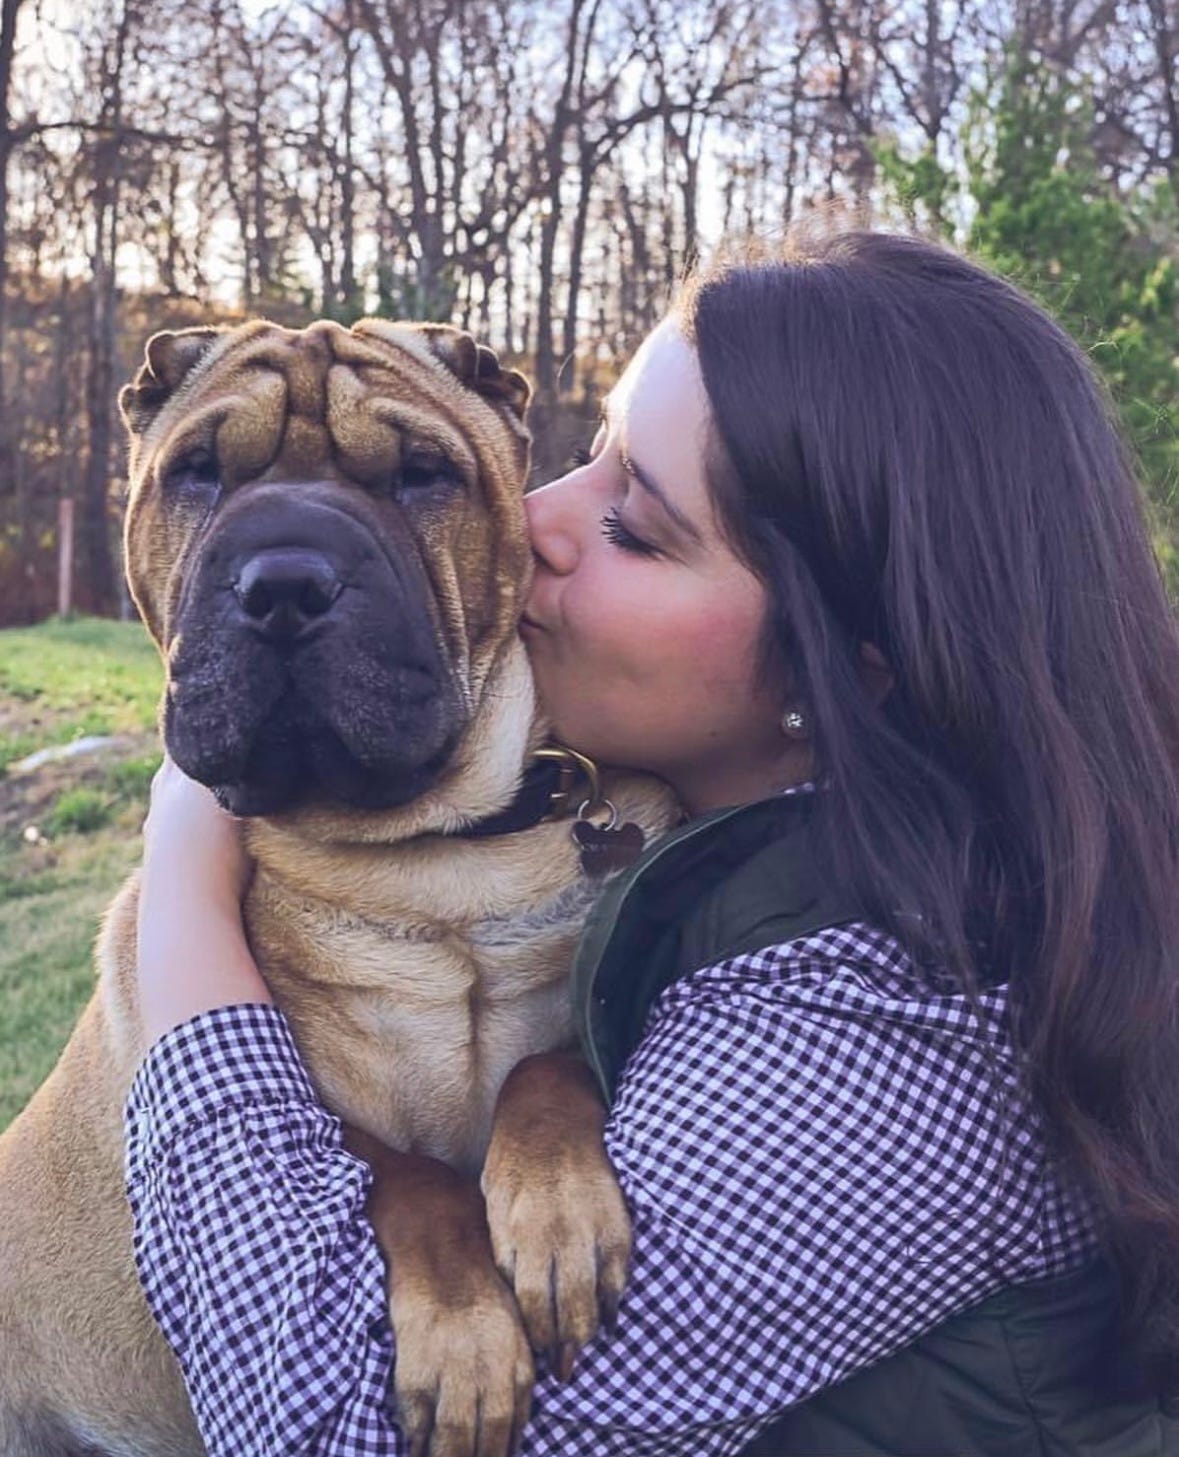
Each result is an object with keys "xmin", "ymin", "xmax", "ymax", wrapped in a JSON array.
[
  {"xmin": 394, "ymin": 451, "xmax": 461, "ymax": 496},
  {"xmin": 163, "ymin": 448, "xmax": 219, "ymax": 494}
]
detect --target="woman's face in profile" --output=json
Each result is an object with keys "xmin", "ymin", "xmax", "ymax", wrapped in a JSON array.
[{"xmin": 522, "ymin": 320, "xmax": 803, "ymax": 813}]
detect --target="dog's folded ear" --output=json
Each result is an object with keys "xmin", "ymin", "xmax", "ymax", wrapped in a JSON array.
[
  {"xmin": 119, "ymin": 327, "xmax": 223, "ymax": 434},
  {"xmin": 413, "ymin": 324, "xmax": 531, "ymax": 422}
]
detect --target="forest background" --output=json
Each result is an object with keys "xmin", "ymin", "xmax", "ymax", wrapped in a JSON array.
[{"xmin": 0, "ymin": 0, "xmax": 1176, "ymax": 624}]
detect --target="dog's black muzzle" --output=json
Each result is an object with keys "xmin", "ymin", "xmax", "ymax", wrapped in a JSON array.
[{"xmin": 164, "ymin": 484, "xmax": 467, "ymax": 816}]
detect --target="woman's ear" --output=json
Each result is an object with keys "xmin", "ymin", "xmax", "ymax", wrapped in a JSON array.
[{"xmin": 859, "ymin": 641, "xmax": 894, "ymax": 705}]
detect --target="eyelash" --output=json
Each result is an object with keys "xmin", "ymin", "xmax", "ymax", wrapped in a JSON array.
[
  {"xmin": 569, "ymin": 436, "xmax": 657, "ymax": 557},
  {"xmin": 600, "ymin": 505, "xmax": 657, "ymax": 556}
]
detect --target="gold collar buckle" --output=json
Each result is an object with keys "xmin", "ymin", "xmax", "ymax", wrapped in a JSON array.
[{"xmin": 530, "ymin": 744, "xmax": 603, "ymax": 819}]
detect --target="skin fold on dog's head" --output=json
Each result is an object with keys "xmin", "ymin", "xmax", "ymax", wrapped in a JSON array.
[{"xmin": 119, "ymin": 318, "xmax": 533, "ymax": 826}]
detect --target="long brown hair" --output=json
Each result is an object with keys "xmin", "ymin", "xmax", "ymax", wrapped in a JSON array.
[{"xmin": 677, "ymin": 230, "xmax": 1179, "ymax": 1390}]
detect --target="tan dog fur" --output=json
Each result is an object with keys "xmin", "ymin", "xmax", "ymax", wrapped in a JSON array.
[{"xmin": 0, "ymin": 319, "xmax": 677, "ymax": 1457}]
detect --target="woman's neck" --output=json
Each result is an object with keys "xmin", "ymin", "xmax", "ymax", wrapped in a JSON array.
[{"xmin": 671, "ymin": 743, "xmax": 815, "ymax": 818}]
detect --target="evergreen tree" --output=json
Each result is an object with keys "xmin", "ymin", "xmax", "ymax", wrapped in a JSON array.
[{"xmin": 879, "ymin": 58, "xmax": 1179, "ymax": 583}]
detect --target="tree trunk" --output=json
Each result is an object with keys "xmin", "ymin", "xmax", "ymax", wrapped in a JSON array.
[
  {"xmin": 532, "ymin": 0, "xmax": 586, "ymax": 401},
  {"xmin": 0, "ymin": 0, "xmax": 24, "ymax": 500},
  {"xmin": 533, "ymin": 203, "xmax": 562, "ymax": 401},
  {"xmin": 249, "ymin": 91, "xmax": 271, "ymax": 298},
  {"xmin": 339, "ymin": 8, "xmax": 358, "ymax": 311},
  {"xmin": 79, "ymin": 1, "xmax": 133, "ymax": 616},
  {"xmin": 560, "ymin": 155, "xmax": 596, "ymax": 395},
  {"xmin": 80, "ymin": 182, "xmax": 120, "ymax": 615},
  {"xmin": 1145, "ymin": 0, "xmax": 1179, "ymax": 200},
  {"xmin": 504, "ymin": 244, "xmax": 516, "ymax": 355},
  {"xmin": 681, "ymin": 149, "xmax": 699, "ymax": 267}
]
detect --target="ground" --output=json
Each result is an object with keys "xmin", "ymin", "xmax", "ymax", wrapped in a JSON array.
[{"xmin": 0, "ymin": 617, "xmax": 163, "ymax": 1128}]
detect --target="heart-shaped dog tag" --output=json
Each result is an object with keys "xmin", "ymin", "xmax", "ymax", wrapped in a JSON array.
[{"xmin": 572, "ymin": 818, "xmax": 645, "ymax": 877}]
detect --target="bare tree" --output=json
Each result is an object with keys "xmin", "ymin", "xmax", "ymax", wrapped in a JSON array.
[
  {"xmin": 0, "ymin": 0, "xmax": 26, "ymax": 505},
  {"xmin": 0, "ymin": 0, "xmax": 1174, "ymax": 620},
  {"xmin": 78, "ymin": 0, "xmax": 140, "ymax": 615},
  {"xmin": 809, "ymin": 0, "xmax": 884, "ymax": 206},
  {"xmin": 351, "ymin": 0, "xmax": 538, "ymax": 321}
]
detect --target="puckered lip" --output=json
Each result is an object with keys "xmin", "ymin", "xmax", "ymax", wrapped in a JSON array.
[{"xmin": 518, "ymin": 612, "xmax": 547, "ymax": 632}]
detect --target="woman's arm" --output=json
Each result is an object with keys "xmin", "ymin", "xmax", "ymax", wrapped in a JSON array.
[
  {"xmin": 130, "ymin": 759, "xmax": 531, "ymax": 1457},
  {"xmin": 135, "ymin": 755, "xmax": 270, "ymax": 1041},
  {"xmin": 125, "ymin": 1003, "xmax": 400, "ymax": 1455},
  {"xmin": 129, "ymin": 759, "xmax": 401, "ymax": 1453},
  {"xmin": 129, "ymin": 763, "xmax": 1082, "ymax": 1456}
]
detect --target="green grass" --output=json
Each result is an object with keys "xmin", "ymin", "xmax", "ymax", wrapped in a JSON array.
[
  {"xmin": 44, "ymin": 786, "xmax": 115, "ymax": 836},
  {"xmin": 0, "ymin": 615, "xmax": 162, "ymax": 770},
  {"xmin": 106, "ymin": 752, "xmax": 162, "ymax": 798},
  {"xmin": 0, "ymin": 827, "xmax": 142, "ymax": 1127},
  {"xmin": 1, "ymin": 616, "xmax": 163, "ymax": 1129}
]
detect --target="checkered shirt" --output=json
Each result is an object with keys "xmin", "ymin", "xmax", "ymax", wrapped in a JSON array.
[{"xmin": 125, "ymin": 923, "xmax": 1099, "ymax": 1456}]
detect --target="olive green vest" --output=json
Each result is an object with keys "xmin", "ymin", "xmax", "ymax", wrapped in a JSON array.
[
  {"xmin": 571, "ymin": 792, "xmax": 1178, "ymax": 1455},
  {"xmin": 572, "ymin": 791, "xmax": 863, "ymax": 1102}
]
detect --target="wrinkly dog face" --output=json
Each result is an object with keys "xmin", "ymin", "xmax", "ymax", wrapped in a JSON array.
[{"xmin": 119, "ymin": 319, "xmax": 531, "ymax": 817}]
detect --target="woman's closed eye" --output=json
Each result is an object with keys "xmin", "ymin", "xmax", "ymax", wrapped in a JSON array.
[{"xmin": 600, "ymin": 505, "xmax": 658, "ymax": 556}]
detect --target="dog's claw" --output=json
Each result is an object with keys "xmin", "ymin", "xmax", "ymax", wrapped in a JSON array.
[{"xmin": 598, "ymin": 1236, "xmax": 629, "ymax": 1334}]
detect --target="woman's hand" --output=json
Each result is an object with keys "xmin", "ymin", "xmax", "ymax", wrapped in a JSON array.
[{"xmin": 136, "ymin": 754, "xmax": 271, "ymax": 1048}]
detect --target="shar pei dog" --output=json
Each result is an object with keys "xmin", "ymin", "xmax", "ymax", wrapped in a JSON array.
[{"xmin": 0, "ymin": 319, "xmax": 677, "ymax": 1457}]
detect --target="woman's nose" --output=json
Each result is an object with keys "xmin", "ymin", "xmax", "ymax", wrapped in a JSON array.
[{"xmin": 525, "ymin": 475, "xmax": 582, "ymax": 575}]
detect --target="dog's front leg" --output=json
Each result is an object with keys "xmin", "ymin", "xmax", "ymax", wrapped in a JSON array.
[
  {"xmin": 343, "ymin": 1126, "xmax": 534, "ymax": 1457},
  {"xmin": 480, "ymin": 1052, "xmax": 631, "ymax": 1381}
]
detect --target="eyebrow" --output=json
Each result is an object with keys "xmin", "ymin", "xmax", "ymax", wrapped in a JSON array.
[{"xmin": 600, "ymin": 397, "xmax": 703, "ymax": 544}]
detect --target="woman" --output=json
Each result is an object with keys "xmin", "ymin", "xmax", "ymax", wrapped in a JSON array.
[{"xmin": 127, "ymin": 231, "xmax": 1179, "ymax": 1455}]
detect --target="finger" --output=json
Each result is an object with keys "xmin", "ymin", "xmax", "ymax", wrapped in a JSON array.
[
  {"xmin": 148, "ymin": 753, "xmax": 178, "ymax": 801},
  {"xmin": 149, "ymin": 757, "xmax": 168, "ymax": 795}
]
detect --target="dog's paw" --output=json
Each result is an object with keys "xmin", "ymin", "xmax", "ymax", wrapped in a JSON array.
[
  {"xmin": 393, "ymin": 1272, "xmax": 534, "ymax": 1457},
  {"xmin": 481, "ymin": 1136, "xmax": 631, "ymax": 1379}
]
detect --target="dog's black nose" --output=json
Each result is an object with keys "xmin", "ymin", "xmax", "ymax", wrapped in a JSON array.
[{"xmin": 233, "ymin": 548, "xmax": 343, "ymax": 640}]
